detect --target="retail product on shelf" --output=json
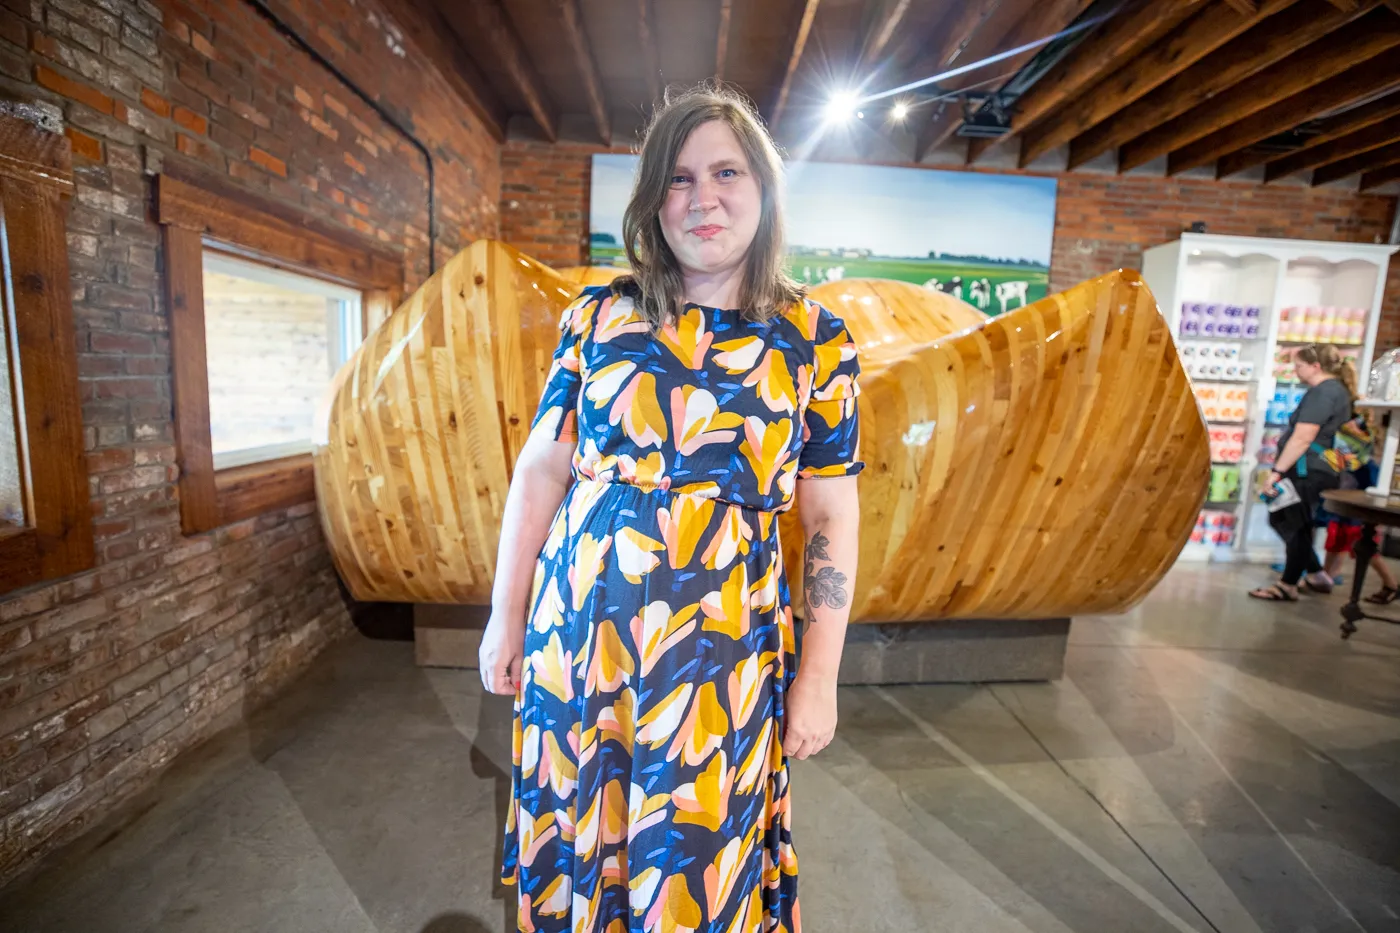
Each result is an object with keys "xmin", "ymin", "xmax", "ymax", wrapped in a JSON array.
[
  {"xmin": 1266, "ymin": 385, "xmax": 1306, "ymax": 426},
  {"xmin": 1194, "ymin": 383, "xmax": 1250, "ymax": 422},
  {"xmin": 1257, "ymin": 427, "xmax": 1283, "ymax": 465},
  {"xmin": 1179, "ymin": 302, "xmax": 1261, "ymax": 338},
  {"xmin": 1278, "ymin": 305, "xmax": 1366, "ymax": 344},
  {"xmin": 1209, "ymin": 426, "xmax": 1245, "ymax": 463},
  {"xmin": 1180, "ymin": 341, "xmax": 1254, "ymax": 381},
  {"xmin": 1208, "ymin": 464, "xmax": 1241, "ymax": 503},
  {"xmin": 1368, "ymin": 348, "xmax": 1400, "ymax": 401},
  {"xmin": 1190, "ymin": 510, "xmax": 1237, "ymax": 547},
  {"xmin": 1273, "ymin": 343, "xmax": 1360, "ymax": 381}
]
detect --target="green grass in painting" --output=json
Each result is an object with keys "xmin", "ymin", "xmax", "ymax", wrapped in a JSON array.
[{"xmin": 588, "ymin": 247, "xmax": 1047, "ymax": 315}]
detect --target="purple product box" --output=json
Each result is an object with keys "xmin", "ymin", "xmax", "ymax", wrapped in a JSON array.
[
  {"xmin": 1245, "ymin": 306, "xmax": 1261, "ymax": 318},
  {"xmin": 1202, "ymin": 320, "xmax": 1217, "ymax": 336},
  {"xmin": 1204, "ymin": 303, "xmax": 1221, "ymax": 317},
  {"xmin": 1182, "ymin": 319, "xmax": 1200, "ymax": 335},
  {"xmin": 1243, "ymin": 322, "xmax": 1259, "ymax": 339}
]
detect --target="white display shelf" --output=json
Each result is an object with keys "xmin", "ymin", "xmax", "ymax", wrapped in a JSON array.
[{"xmin": 1141, "ymin": 233, "xmax": 1397, "ymax": 564}]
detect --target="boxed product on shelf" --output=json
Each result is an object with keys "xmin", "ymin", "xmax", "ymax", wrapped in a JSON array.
[
  {"xmin": 1277, "ymin": 306, "xmax": 1367, "ymax": 344},
  {"xmin": 1258, "ymin": 427, "xmax": 1283, "ymax": 465},
  {"xmin": 1266, "ymin": 385, "xmax": 1306, "ymax": 425},
  {"xmin": 1190, "ymin": 509, "xmax": 1237, "ymax": 547},
  {"xmin": 1194, "ymin": 383, "xmax": 1250, "ymax": 421},
  {"xmin": 1180, "ymin": 341, "xmax": 1254, "ymax": 382},
  {"xmin": 1209, "ymin": 464, "xmax": 1240, "ymax": 503},
  {"xmin": 1209, "ymin": 426, "xmax": 1245, "ymax": 463},
  {"xmin": 1180, "ymin": 302, "xmax": 1262, "ymax": 339}
]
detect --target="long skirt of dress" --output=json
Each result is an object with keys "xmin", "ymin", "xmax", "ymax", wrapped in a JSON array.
[{"xmin": 501, "ymin": 478, "xmax": 802, "ymax": 933}]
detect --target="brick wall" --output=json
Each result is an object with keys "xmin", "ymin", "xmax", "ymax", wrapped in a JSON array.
[
  {"xmin": 501, "ymin": 139, "xmax": 594, "ymax": 268},
  {"xmin": 0, "ymin": 0, "xmax": 499, "ymax": 884},
  {"xmin": 500, "ymin": 139, "xmax": 1399, "ymax": 345}
]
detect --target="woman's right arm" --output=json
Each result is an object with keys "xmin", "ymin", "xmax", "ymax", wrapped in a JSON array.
[{"xmin": 479, "ymin": 432, "xmax": 576, "ymax": 694}]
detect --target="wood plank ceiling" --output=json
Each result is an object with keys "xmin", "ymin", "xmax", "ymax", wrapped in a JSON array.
[{"xmin": 405, "ymin": 0, "xmax": 1400, "ymax": 190}]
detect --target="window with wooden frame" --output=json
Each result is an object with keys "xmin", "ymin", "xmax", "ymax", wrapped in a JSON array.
[
  {"xmin": 0, "ymin": 111, "xmax": 94, "ymax": 595},
  {"xmin": 156, "ymin": 172, "xmax": 401, "ymax": 535}
]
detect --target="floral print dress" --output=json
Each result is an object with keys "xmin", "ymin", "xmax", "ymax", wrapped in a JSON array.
[{"xmin": 501, "ymin": 285, "xmax": 862, "ymax": 933}]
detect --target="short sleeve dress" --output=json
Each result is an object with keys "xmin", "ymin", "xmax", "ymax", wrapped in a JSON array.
[{"xmin": 501, "ymin": 285, "xmax": 863, "ymax": 933}]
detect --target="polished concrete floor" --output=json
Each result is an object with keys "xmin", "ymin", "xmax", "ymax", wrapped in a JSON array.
[{"xmin": 2, "ymin": 563, "xmax": 1399, "ymax": 932}]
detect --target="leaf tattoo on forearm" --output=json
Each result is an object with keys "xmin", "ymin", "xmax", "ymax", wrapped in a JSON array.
[{"xmin": 803, "ymin": 530, "xmax": 848, "ymax": 618}]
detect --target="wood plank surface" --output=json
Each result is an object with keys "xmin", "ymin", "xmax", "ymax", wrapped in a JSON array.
[{"xmin": 314, "ymin": 247, "xmax": 1208, "ymax": 621}]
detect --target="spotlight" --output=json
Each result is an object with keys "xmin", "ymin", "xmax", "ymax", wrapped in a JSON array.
[
  {"xmin": 892, "ymin": 101, "xmax": 909, "ymax": 121},
  {"xmin": 825, "ymin": 92, "xmax": 858, "ymax": 124},
  {"xmin": 857, "ymin": 110, "xmax": 865, "ymax": 119}
]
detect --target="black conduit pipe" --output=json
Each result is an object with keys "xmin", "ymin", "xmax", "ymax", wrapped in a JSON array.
[{"xmin": 241, "ymin": 0, "xmax": 438, "ymax": 273}]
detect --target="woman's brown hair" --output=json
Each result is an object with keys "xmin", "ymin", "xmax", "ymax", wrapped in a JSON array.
[
  {"xmin": 1297, "ymin": 343, "xmax": 1359, "ymax": 402},
  {"xmin": 612, "ymin": 82, "xmax": 803, "ymax": 327}
]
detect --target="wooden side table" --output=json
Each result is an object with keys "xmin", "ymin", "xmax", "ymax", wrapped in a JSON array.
[{"xmin": 1321, "ymin": 489, "xmax": 1400, "ymax": 638}]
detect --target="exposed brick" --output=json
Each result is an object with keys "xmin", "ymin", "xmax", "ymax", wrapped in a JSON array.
[
  {"xmin": 139, "ymin": 85, "xmax": 168, "ymax": 116},
  {"xmin": 34, "ymin": 62, "xmax": 112, "ymax": 114},
  {"xmin": 343, "ymin": 151, "xmax": 364, "ymax": 175},
  {"xmin": 171, "ymin": 104, "xmax": 205, "ymax": 134},
  {"xmin": 248, "ymin": 146, "xmax": 285, "ymax": 177},
  {"xmin": 63, "ymin": 126, "xmax": 101, "ymax": 160}
]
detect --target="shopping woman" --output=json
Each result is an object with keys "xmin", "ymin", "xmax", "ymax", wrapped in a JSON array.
[
  {"xmin": 1250, "ymin": 343, "xmax": 1356, "ymax": 601},
  {"xmin": 479, "ymin": 83, "xmax": 862, "ymax": 932}
]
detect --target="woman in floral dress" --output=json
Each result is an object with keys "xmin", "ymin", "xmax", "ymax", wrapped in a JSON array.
[{"xmin": 480, "ymin": 83, "xmax": 862, "ymax": 933}]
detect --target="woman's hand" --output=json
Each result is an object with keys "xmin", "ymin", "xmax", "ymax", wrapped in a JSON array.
[
  {"xmin": 1268, "ymin": 470, "xmax": 1283, "ymax": 488},
  {"xmin": 784, "ymin": 672, "xmax": 837, "ymax": 760},
  {"xmin": 479, "ymin": 611, "xmax": 525, "ymax": 695}
]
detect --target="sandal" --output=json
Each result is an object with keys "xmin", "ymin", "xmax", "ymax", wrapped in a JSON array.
[
  {"xmin": 1302, "ymin": 577, "xmax": 1334, "ymax": 595},
  {"xmin": 1249, "ymin": 583, "xmax": 1299, "ymax": 602},
  {"xmin": 1365, "ymin": 586, "xmax": 1398, "ymax": 605}
]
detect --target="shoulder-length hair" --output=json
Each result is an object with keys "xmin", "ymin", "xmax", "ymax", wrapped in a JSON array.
[{"xmin": 612, "ymin": 82, "xmax": 803, "ymax": 328}]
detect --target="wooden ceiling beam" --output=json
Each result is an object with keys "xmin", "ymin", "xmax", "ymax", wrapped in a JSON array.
[
  {"xmin": 858, "ymin": 0, "xmax": 914, "ymax": 70},
  {"xmin": 1311, "ymin": 139, "xmax": 1400, "ymax": 185},
  {"xmin": 967, "ymin": 0, "xmax": 1205, "ymax": 164},
  {"xmin": 1063, "ymin": 1, "xmax": 1365, "ymax": 171},
  {"xmin": 1217, "ymin": 87, "xmax": 1400, "ymax": 177},
  {"xmin": 769, "ymin": 0, "xmax": 821, "ymax": 130},
  {"xmin": 907, "ymin": 0, "xmax": 1090, "ymax": 161},
  {"xmin": 1032, "ymin": 0, "xmax": 1299, "ymax": 169},
  {"xmin": 1221, "ymin": 0, "xmax": 1259, "ymax": 11},
  {"xmin": 1325, "ymin": 0, "xmax": 1362, "ymax": 8},
  {"xmin": 1360, "ymin": 160, "xmax": 1400, "ymax": 189},
  {"xmin": 639, "ymin": 0, "xmax": 662, "ymax": 104},
  {"xmin": 465, "ymin": 0, "xmax": 556, "ymax": 141},
  {"xmin": 556, "ymin": 0, "xmax": 609, "ymax": 145},
  {"xmin": 1155, "ymin": 53, "xmax": 1400, "ymax": 179},
  {"xmin": 1264, "ymin": 112, "xmax": 1400, "ymax": 181},
  {"xmin": 1156, "ymin": 15, "xmax": 1400, "ymax": 174},
  {"xmin": 715, "ymin": 0, "xmax": 733, "ymax": 81}
]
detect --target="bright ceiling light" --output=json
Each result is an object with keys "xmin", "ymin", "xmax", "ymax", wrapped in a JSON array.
[
  {"xmin": 892, "ymin": 101, "xmax": 909, "ymax": 121},
  {"xmin": 825, "ymin": 91, "xmax": 858, "ymax": 124}
]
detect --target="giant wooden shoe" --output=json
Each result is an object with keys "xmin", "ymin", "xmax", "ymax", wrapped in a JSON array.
[{"xmin": 313, "ymin": 242, "xmax": 1209, "ymax": 619}]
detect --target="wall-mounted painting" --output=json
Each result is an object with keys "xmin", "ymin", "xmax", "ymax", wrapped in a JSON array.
[{"xmin": 589, "ymin": 154, "xmax": 1058, "ymax": 314}]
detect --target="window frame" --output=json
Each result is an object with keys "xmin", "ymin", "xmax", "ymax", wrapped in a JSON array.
[
  {"xmin": 156, "ymin": 172, "xmax": 401, "ymax": 535},
  {"xmin": 0, "ymin": 112, "xmax": 94, "ymax": 595}
]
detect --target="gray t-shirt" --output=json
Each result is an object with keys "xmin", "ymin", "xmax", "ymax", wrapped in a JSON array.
[{"xmin": 1280, "ymin": 377, "xmax": 1351, "ymax": 468}]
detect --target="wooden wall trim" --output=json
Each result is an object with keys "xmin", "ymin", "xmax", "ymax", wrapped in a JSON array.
[
  {"xmin": 156, "ymin": 173, "xmax": 402, "ymax": 290},
  {"xmin": 162, "ymin": 224, "xmax": 219, "ymax": 535},
  {"xmin": 158, "ymin": 172, "xmax": 400, "ymax": 535},
  {"xmin": 0, "ymin": 118, "xmax": 93, "ymax": 595},
  {"xmin": 0, "ymin": 111, "xmax": 74, "ymax": 193}
]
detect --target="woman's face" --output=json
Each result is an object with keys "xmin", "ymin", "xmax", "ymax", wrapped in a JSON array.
[
  {"xmin": 1294, "ymin": 354, "xmax": 1321, "ymax": 385},
  {"xmin": 659, "ymin": 120, "xmax": 762, "ymax": 281}
]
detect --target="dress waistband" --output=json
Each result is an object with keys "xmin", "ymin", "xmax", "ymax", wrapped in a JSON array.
[{"xmin": 570, "ymin": 476, "xmax": 780, "ymax": 515}]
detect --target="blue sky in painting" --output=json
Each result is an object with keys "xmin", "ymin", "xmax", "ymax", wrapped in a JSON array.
[{"xmin": 589, "ymin": 153, "xmax": 1057, "ymax": 265}]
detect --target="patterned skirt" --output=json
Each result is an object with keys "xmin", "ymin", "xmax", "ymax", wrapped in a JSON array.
[{"xmin": 501, "ymin": 478, "xmax": 803, "ymax": 932}]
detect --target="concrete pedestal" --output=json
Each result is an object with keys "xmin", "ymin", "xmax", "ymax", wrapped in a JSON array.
[
  {"xmin": 414, "ymin": 604, "xmax": 1068, "ymax": 684},
  {"xmin": 832, "ymin": 617, "xmax": 1069, "ymax": 684}
]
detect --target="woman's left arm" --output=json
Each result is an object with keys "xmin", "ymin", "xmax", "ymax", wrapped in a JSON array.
[{"xmin": 784, "ymin": 474, "xmax": 859, "ymax": 760}]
